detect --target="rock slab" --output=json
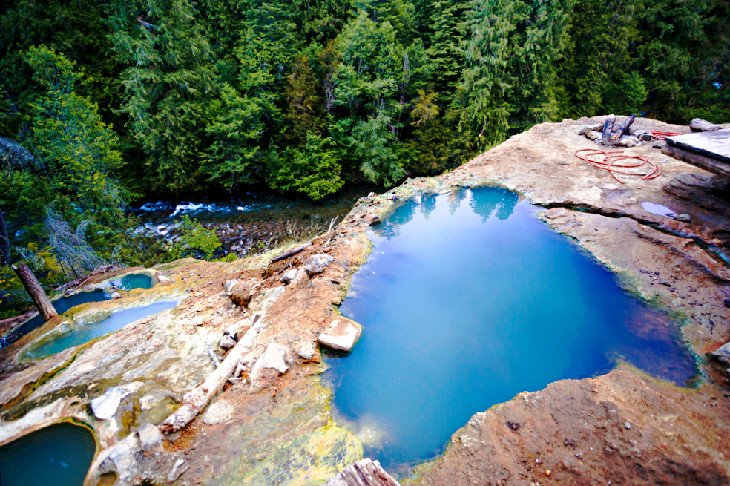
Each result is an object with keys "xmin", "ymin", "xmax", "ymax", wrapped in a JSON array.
[
  {"xmin": 90, "ymin": 382, "xmax": 143, "ymax": 420},
  {"xmin": 326, "ymin": 458, "xmax": 400, "ymax": 486},
  {"xmin": 318, "ymin": 318, "xmax": 363, "ymax": 352}
]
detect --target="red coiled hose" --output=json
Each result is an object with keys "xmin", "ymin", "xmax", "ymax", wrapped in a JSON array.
[{"xmin": 575, "ymin": 148, "xmax": 661, "ymax": 184}]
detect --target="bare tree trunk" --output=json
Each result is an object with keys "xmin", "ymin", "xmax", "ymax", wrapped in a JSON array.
[
  {"xmin": 0, "ymin": 211, "xmax": 10, "ymax": 266},
  {"xmin": 12, "ymin": 262, "xmax": 58, "ymax": 321}
]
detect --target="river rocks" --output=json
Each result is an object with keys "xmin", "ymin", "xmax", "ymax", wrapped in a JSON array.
[
  {"xmin": 250, "ymin": 342, "xmax": 289, "ymax": 388},
  {"xmin": 90, "ymin": 382, "xmax": 144, "ymax": 420},
  {"xmin": 202, "ymin": 399, "xmax": 234, "ymax": 425},
  {"xmin": 326, "ymin": 458, "xmax": 400, "ymax": 486},
  {"xmin": 690, "ymin": 118, "xmax": 721, "ymax": 132},
  {"xmin": 138, "ymin": 423, "xmax": 163, "ymax": 451},
  {"xmin": 304, "ymin": 254, "xmax": 334, "ymax": 275},
  {"xmin": 318, "ymin": 318, "xmax": 363, "ymax": 352}
]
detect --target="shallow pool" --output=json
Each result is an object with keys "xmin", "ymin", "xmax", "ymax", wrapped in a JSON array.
[
  {"xmin": 325, "ymin": 187, "xmax": 697, "ymax": 472},
  {"xmin": 0, "ymin": 422, "xmax": 96, "ymax": 486},
  {"xmin": 24, "ymin": 299, "xmax": 178, "ymax": 359},
  {"xmin": 113, "ymin": 273, "xmax": 154, "ymax": 291},
  {"xmin": 1, "ymin": 273, "xmax": 156, "ymax": 349}
]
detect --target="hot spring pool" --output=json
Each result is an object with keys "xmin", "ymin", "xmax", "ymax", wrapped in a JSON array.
[
  {"xmin": 112, "ymin": 273, "xmax": 154, "ymax": 291},
  {"xmin": 0, "ymin": 422, "xmax": 96, "ymax": 486},
  {"xmin": 24, "ymin": 299, "xmax": 178, "ymax": 360},
  {"xmin": 325, "ymin": 187, "xmax": 697, "ymax": 472},
  {"xmin": 1, "ymin": 273, "xmax": 156, "ymax": 349}
]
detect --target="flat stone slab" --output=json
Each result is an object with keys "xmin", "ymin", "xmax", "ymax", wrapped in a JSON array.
[
  {"xmin": 318, "ymin": 318, "xmax": 362, "ymax": 352},
  {"xmin": 667, "ymin": 129, "xmax": 730, "ymax": 163}
]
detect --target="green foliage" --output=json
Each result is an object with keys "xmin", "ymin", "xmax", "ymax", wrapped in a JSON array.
[
  {"xmin": 270, "ymin": 133, "xmax": 344, "ymax": 200},
  {"xmin": 457, "ymin": 0, "xmax": 572, "ymax": 150},
  {"xmin": 176, "ymin": 215, "xmax": 222, "ymax": 260},
  {"xmin": 352, "ymin": 112, "xmax": 405, "ymax": 186},
  {"xmin": 108, "ymin": 0, "xmax": 214, "ymax": 194}
]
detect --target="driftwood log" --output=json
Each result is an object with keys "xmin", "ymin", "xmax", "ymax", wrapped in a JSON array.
[
  {"xmin": 271, "ymin": 242, "xmax": 311, "ymax": 263},
  {"xmin": 326, "ymin": 459, "xmax": 400, "ymax": 486},
  {"xmin": 159, "ymin": 315, "xmax": 262, "ymax": 434},
  {"xmin": 600, "ymin": 114, "xmax": 636, "ymax": 144}
]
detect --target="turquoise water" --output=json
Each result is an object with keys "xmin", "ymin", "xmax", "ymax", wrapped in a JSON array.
[
  {"xmin": 25, "ymin": 299, "xmax": 178, "ymax": 359},
  {"xmin": 1, "ymin": 274, "xmax": 156, "ymax": 349},
  {"xmin": 0, "ymin": 423, "xmax": 96, "ymax": 486},
  {"xmin": 325, "ymin": 188, "xmax": 697, "ymax": 472},
  {"xmin": 114, "ymin": 273, "xmax": 154, "ymax": 291}
]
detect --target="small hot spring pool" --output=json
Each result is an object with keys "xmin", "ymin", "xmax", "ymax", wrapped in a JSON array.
[
  {"xmin": 112, "ymin": 273, "xmax": 154, "ymax": 291},
  {"xmin": 1, "ymin": 273, "xmax": 155, "ymax": 349},
  {"xmin": 324, "ymin": 187, "xmax": 697, "ymax": 472},
  {"xmin": 0, "ymin": 422, "xmax": 96, "ymax": 486},
  {"xmin": 24, "ymin": 299, "xmax": 178, "ymax": 360}
]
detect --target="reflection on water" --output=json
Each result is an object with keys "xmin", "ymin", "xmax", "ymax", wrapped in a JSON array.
[{"xmin": 325, "ymin": 187, "xmax": 697, "ymax": 473}]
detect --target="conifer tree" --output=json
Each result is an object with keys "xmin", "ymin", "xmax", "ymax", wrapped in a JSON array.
[{"xmin": 108, "ymin": 0, "xmax": 213, "ymax": 193}]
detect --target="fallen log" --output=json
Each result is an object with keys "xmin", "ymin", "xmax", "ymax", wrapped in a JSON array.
[
  {"xmin": 271, "ymin": 242, "xmax": 311, "ymax": 263},
  {"xmin": 613, "ymin": 114, "xmax": 636, "ymax": 141},
  {"xmin": 159, "ymin": 315, "xmax": 261, "ymax": 434}
]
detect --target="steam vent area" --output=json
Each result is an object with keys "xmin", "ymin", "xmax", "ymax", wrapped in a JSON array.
[{"xmin": 1, "ymin": 117, "xmax": 729, "ymax": 485}]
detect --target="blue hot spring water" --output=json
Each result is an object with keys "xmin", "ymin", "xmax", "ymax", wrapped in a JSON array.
[
  {"xmin": 113, "ymin": 273, "xmax": 154, "ymax": 291},
  {"xmin": 0, "ymin": 422, "xmax": 96, "ymax": 486},
  {"xmin": 24, "ymin": 299, "xmax": 178, "ymax": 360},
  {"xmin": 1, "ymin": 273, "xmax": 155, "ymax": 349},
  {"xmin": 324, "ymin": 187, "xmax": 697, "ymax": 472}
]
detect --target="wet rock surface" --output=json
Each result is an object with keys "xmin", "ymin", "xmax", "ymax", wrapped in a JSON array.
[
  {"xmin": 319, "ymin": 318, "xmax": 363, "ymax": 352},
  {"xmin": 0, "ymin": 117, "xmax": 728, "ymax": 485}
]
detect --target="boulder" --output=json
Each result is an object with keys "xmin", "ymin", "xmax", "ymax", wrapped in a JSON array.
[
  {"xmin": 280, "ymin": 268, "xmax": 299, "ymax": 284},
  {"xmin": 229, "ymin": 278, "xmax": 259, "ymax": 308},
  {"xmin": 223, "ymin": 279, "xmax": 239, "ymax": 295},
  {"xmin": 250, "ymin": 343, "xmax": 289, "ymax": 387},
  {"xmin": 318, "ymin": 318, "xmax": 363, "ymax": 352},
  {"xmin": 90, "ymin": 382, "xmax": 144, "ymax": 420},
  {"xmin": 98, "ymin": 434, "xmax": 141, "ymax": 480},
  {"xmin": 689, "ymin": 118, "xmax": 721, "ymax": 132},
  {"xmin": 304, "ymin": 254, "xmax": 334, "ymax": 275},
  {"xmin": 219, "ymin": 334, "xmax": 236, "ymax": 350}
]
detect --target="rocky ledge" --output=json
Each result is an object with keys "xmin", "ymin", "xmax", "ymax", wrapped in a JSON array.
[{"xmin": 0, "ymin": 116, "xmax": 728, "ymax": 485}]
